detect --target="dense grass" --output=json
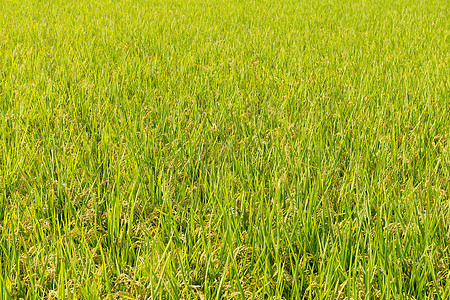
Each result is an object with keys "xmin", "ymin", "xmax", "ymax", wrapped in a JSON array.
[{"xmin": 0, "ymin": 0, "xmax": 449, "ymax": 298}]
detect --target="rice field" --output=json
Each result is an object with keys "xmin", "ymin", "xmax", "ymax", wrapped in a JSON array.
[{"xmin": 0, "ymin": 0, "xmax": 449, "ymax": 298}]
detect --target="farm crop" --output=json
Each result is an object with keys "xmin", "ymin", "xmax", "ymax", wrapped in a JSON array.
[{"xmin": 0, "ymin": 0, "xmax": 449, "ymax": 298}]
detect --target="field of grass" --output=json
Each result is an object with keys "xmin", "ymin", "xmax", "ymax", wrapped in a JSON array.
[{"xmin": 0, "ymin": 0, "xmax": 449, "ymax": 298}]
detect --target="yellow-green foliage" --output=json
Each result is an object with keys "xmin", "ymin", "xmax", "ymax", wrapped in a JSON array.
[{"xmin": 0, "ymin": 0, "xmax": 448, "ymax": 298}]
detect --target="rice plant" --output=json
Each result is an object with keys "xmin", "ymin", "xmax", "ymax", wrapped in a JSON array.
[{"xmin": 0, "ymin": 0, "xmax": 448, "ymax": 298}]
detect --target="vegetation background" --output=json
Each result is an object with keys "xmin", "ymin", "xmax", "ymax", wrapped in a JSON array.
[{"xmin": 0, "ymin": 0, "xmax": 449, "ymax": 298}]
